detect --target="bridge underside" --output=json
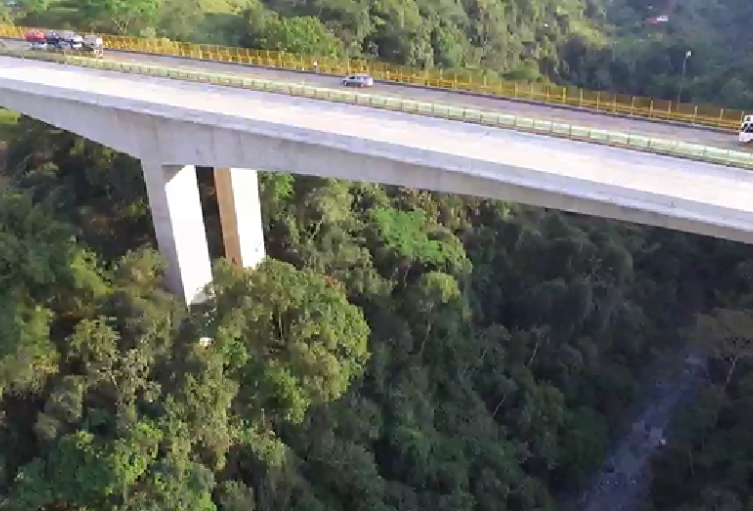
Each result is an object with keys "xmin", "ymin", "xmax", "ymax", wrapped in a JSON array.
[{"xmin": 2, "ymin": 75, "xmax": 753, "ymax": 303}]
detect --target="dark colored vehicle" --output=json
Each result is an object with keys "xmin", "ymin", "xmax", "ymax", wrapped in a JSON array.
[
  {"xmin": 44, "ymin": 31, "xmax": 66, "ymax": 49},
  {"xmin": 82, "ymin": 35, "xmax": 104, "ymax": 58}
]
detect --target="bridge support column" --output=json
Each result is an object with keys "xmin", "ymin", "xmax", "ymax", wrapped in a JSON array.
[
  {"xmin": 142, "ymin": 161, "xmax": 212, "ymax": 304},
  {"xmin": 213, "ymin": 167, "xmax": 266, "ymax": 268}
]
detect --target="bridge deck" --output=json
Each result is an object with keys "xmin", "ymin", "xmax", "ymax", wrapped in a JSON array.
[
  {"xmin": 1, "ymin": 56, "xmax": 752, "ymax": 244},
  {"xmin": 1, "ymin": 39, "xmax": 744, "ymax": 152}
]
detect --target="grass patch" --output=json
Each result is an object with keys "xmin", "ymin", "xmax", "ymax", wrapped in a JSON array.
[{"xmin": 0, "ymin": 109, "xmax": 19, "ymax": 126}]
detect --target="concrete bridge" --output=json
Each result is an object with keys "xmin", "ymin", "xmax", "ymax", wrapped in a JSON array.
[{"xmin": 1, "ymin": 56, "xmax": 753, "ymax": 304}]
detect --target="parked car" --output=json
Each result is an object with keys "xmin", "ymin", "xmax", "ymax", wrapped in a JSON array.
[
  {"xmin": 44, "ymin": 31, "xmax": 67, "ymax": 50},
  {"xmin": 24, "ymin": 29, "xmax": 47, "ymax": 50},
  {"xmin": 61, "ymin": 30, "xmax": 83, "ymax": 50},
  {"xmin": 341, "ymin": 73, "xmax": 374, "ymax": 87},
  {"xmin": 24, "ymin": 28, "xmax": 104, "ymax": 57}
]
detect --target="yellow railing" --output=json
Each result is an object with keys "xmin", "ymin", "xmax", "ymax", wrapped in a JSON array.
[{"xmin": 0, "ymin": 23, "xmax": 745, "ymax": 131}]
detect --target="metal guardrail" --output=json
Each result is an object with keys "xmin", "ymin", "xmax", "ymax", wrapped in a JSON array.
[
  {"xmin": 0, "ymin": 23, "xmax": 745, "ymax": 131},
  {"xmin": 2, "ymin": 47, "xmax": 753, "ymax": 169}
]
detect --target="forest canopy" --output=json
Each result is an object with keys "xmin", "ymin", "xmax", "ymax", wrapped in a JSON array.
[{"xmin": 2, "ymin": 0, "xmax": 753, "ymax": 510}]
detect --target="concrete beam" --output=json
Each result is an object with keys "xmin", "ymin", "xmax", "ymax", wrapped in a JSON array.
[
  {"xmin": 141, "ymin": 161, "xmax": 212, "ymax": 304},
  {"xmin": 213, "ymin": 167, "xmax": 266, "ymax": 267}
]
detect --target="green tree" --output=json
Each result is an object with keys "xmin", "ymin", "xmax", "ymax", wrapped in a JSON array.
[
  {"xmin": 0, "ymin": 3, "xmax": 11, "ymax": 24},
  {"xmin": 0, "ymin": 188, "xmax": 106, "ymax": 397},
  {"xmin": 257, "ymin": 15, "xmax": 344, "ymax": 56},
  {"xmin": 7, "ymin": 422, "xmax": 161, "ymax": 510},
  {"xmin": 205, "ymin": 259, "xmax": 371, "ymax": 425},
  {"xmin": 369, "ymin": 207, "xmax": 470, "ymax": 286},
  {"xmin": 692, "ymin": 309, "xmax": 753, "ymax": 392},
  {"xmin": 79, "ymin": 0, "xmax": 160, "ymax": 35}
]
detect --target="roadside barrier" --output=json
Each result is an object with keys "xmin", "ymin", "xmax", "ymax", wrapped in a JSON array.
[{"xmin": 2, "ymin": 47, "xmax": 753, "ymax": 169}]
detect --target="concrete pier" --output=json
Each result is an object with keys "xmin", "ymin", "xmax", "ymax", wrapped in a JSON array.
[
  {"xmin": 213, "ymin": 167, "xmax": 266, "ymax": 268},
  {"xmin": 141, "ymin": 161, "xmax": 213, "ymax": 304}
]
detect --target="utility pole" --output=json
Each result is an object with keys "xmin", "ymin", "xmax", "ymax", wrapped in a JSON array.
[{"xmin": 677, "ymin": 50, "xmax": 691, "ymax": 104}]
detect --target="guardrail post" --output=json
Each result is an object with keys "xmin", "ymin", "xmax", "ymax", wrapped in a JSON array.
[
  {"xmin": 630, "ymin": 97, "xmax": 636, "ymax": 115},
  {"xmin": 649, "ymin": 100, "xmax": 654, "ymax": 118},
  {"xmin": 579, "ymin": 89, "xmax": 583, "ymax": 107},
  {"xmin": 562, "ymin": 88, "xmax": 566, "ymax": 104},
  {"xmin": 596, "ymin": 92, "xmax": 600, "ymax": 110},
  {"xmin": 693, "ymin": 105, "xmax": 698, "ymax": 124}
]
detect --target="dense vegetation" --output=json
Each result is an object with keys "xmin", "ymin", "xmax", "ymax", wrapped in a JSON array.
[{"xmin": 1, "ymin": 1, "xmax": 753, "ymax": 510}]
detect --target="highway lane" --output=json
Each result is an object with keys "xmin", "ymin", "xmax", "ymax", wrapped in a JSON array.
[{"xmin": 1, "ymin": 38, "xmax": 745, "ymax": 151}]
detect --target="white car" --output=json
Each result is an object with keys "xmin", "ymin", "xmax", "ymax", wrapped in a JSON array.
[{"xmin": 341, "ymin": 74, "xmax": 374, "ymax": 87}]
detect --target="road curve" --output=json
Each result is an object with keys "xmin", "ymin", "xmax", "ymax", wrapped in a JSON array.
[{"xmin": 0, "ymin": 38, "xmax": 745, "ymax": 151}]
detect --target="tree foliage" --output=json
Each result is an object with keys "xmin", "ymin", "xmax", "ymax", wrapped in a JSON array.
[
  {"xmin": 3, "ymin": 0, "xmax": 753, "ymax": 509},
  {"xmin": 1, "ymin": 106, "xmax": 747, "ymax": 510}
]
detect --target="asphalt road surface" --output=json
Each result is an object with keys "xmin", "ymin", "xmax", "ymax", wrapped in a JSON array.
[{"xmin": 1, "ymin": 38, "xmax": 746, "ymax": 152}]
